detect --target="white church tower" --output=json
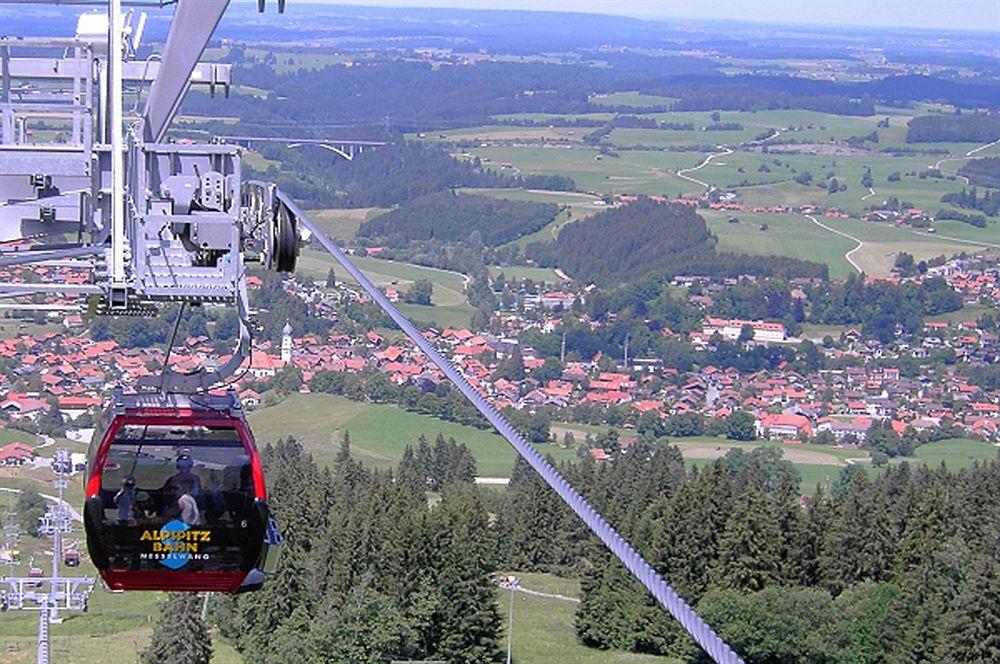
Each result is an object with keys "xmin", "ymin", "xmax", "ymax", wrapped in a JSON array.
[{"xmin": 281, "ymin": 321, "xmax": 293, "ymax": 365}]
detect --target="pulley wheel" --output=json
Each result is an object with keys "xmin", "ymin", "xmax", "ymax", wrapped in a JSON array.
[{"xmin": 274, "ymin": 201, "xmax": 298, "ymax": 272}]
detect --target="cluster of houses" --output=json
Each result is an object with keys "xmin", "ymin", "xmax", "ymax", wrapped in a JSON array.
[
  {"xmin": 0, "ymin": 250, "xmax": 996, "ymax": 460},
  {"xmin": 0, "ymin": 298, "xmax": 996, "ymax": 450},
  {"xmin": 928, "ymin": 259, "xmax": 999, "ymax": 305},
  {"xmin": 863, "ymin": 207, "xmax": 933, "ymax": 225}
]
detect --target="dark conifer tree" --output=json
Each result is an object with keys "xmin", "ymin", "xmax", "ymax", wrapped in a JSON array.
[
  {"xmin": 397, "ymin": 444, "xmax": 428, "ymax": 506},
  {"xmin": 431, "ymin": 487, "xmax": 504, "ymax": 663},
  {"xmin": 936, "ymin": 556, "xmax": 1000, "ymax": 663},
  {"xmin": 711, "ymin": 488, "xmax": 780, "ymax": 592},
  {"xmin": 141, "ymin": 593, "xmax": 213, "ymax": 664}
]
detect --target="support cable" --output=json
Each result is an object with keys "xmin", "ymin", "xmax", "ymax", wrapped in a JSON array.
[{"xmin": 280, "ymin": 192, "xmax": 743, "ymax": 664}]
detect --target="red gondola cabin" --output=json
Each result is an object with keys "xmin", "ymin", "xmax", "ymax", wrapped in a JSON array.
[{"xmin": 84, "ymin": 391, "xmax": 274, "ymax": 593}]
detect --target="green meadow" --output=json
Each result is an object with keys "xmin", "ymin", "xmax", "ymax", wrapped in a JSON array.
[{"xmin": 248, "ymin": 393, "xmax": 578, "ymax": 476}]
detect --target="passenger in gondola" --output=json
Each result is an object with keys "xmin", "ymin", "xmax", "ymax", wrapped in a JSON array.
[
  {"xmin": 164, "ymin": 477, "xmax": 203, "ymax": 526},
  {"xmin": 132, "ymin": 491, "xmax": 157, "ymax": 524},
  {"xmin": 113, "ymin": 476, "xmax": 137, "ymax": 523},
  {"xmin": 161, "ymin": 453, "xmax": 203, "ymax": 498}
]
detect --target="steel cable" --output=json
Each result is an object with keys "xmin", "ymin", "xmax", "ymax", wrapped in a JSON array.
[{"xmin": 281, "ymin": 192, "xmax": 743, "ymax": 664}]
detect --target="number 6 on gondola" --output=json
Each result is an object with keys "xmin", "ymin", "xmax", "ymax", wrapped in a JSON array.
[{"xmin": 84, "ymin": 390, "xmax": 281, "ymax": 592}]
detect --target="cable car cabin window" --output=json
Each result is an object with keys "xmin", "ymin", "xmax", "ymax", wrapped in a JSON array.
[{"xmin": 96, "ymin": 424, "xmax": 257, "ymax": 574}]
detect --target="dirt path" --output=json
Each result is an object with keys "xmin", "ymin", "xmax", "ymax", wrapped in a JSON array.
[
  {"xmin": 861, "ymin": 186, "xmax": 877, "ymax": 201},
  {"xmin": 803, "ymin": 214, "xmax": 864, "ymax": 274},
  {"xmin": 910, "ymin": 229, "xmax": 999, "ymax": 249},
  {"xmin": 931, "ymin": 138, "xmax": 1000, "ymax": 175},
  {"xmin": 676, "ymin": 147, "xmax": 734, "ymax": 189}
]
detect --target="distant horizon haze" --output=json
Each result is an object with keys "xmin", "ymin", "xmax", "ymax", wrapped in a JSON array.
[{"xmin": 281, "ymin": 0, "xmax": 1000, "ymax": 33}]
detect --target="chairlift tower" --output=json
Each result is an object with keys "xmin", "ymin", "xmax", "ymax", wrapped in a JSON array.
[{"xmin": 0, "ymin": 450, "xmax": 94, "ymax": 664}]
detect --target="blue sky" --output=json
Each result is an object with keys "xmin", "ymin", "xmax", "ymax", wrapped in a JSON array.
[{"xmin": 298, "ymin": 0, "xmax": 1000, "ymax": 33}]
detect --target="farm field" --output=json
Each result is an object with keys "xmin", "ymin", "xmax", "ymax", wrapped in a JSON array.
[
  {"xmin": 465, "ymin": 145, "xmax": 708, "ymax": 195},
  {"xmin": 248, "ymin": 393, "xmax": 577, "ymax": 476},
  {"xmin": 706, "ymin": 207, "xmax": 993, "ymax": 276},
  {"xmin": 449, "ymin": 109, "xmax": 1000, "ymax": 258},
  {"xmin": 497, "ymin": 571, "xmax": 674, "ymax": 663},
  {"xmin": 240, "ymin": 149, "xmax": 281, "ymax": 171},
  {"xmin": 702, "ymin": 210, "xmax": 859, "ymax": 279},
  {"xmin": 304, "ymin": 206, "xmax": 388, "ymax": 242},
  {"xmin": 0, "ymin": 429, "xmax": 42, "ymax": 447},
  {"xmin": 296, "ymin": 247, "xmax": 475, "ymax": 328},
  {"xmin": 243, "ymin": 48, "xmax": 354, "ymax": 72},
  {"xmin": 907, "ymin": 438, "xmax": 999, "ymax": 470},
  {"xmin": 488, "ymin": 265, "xmax": 564, "ymax": 283},
  {"xmin": 550, "ymin": 423, "xmax": 872, "ymax": 493},
  {"xmin": 493, "ymin": 112, "xmax": 616, "ymax": 123}
]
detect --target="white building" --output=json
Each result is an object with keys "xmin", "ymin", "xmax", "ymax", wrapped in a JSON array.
[{"xmin": 703, "ymin": 316, "xmax": 787, "ymax": 343}]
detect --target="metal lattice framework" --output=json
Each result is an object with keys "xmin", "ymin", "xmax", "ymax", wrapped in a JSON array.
[
  {"xmin": 0, "ymin": 2, "xmax": 744, "ymax": 662},
  {"xmin": 0, "ymin": 450, "xmax": 95, "ymax": 664}
]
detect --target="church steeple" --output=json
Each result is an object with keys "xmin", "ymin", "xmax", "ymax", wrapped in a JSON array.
[{"xmin": 281, "ymin": 321, "xmax": 293, "ymax": 364}]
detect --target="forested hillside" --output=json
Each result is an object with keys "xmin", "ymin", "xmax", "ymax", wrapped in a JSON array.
[
  {"xmin": 215, "ymin": 436, "xmax": 503, "ymax": 663},
  {"xmin": 500, "ymin": 443, "xmax": 1000, "ymax": 662},
  {"xmin": 906, "ymin": 113, "xmax": 1000, "ymax": 143},
  {"xmin": 358, "ymin": 191, "xmax": 558, "ymax": 246},
  {"xmin": 958, "ymin": 157, "xmax": 1000, "ymax": 188},
  {"xmin": 526, "ymin": 199, "xmax": 826, "ymax": 284},
  {"xmin": 535, "ymin": 199, "xmax": 712, "ymax": 284},
  {"xmin": 245, "ymin": 141, "xmax": 521, "ymax": 209}
]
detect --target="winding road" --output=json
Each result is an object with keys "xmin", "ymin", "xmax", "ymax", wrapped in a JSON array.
[
  {"xmin": 803, "ymin": 214, "xmax": 864, "ymax": 274},
  {"xmin": 676, "ymin": 147, "xmax": 734, "ymax": 189},
  {"xmin": 930, "ymin": 138, "xmax": 1000, "ymax": 180}
]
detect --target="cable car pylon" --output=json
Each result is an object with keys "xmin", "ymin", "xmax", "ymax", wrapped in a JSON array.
[{"xmin": 279, "ymin": 192, "xmax": 745, "ymax": 664}]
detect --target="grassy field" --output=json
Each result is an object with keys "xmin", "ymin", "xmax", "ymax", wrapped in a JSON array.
[
  {"xmin": 296, "ymin": 247, "xmax": 476, "ymax": 328},
  {"xmin": 798, "ymin": 323, "xmax": 850, "ymax": 341},
  {"xmin": 908, "ymin": 438, "xmax": 999, "ymax": 470},
  {"xmin": 493, "ymin": 112, "xmax": 616, "ymax": 123},
  {"xmin": 0, "ymin": 584, "xmax": 241, "ymax": 663},
  {"xmin": 464, "ymin": 146, "xmax": 708, "ymax": 196},
  {"xmin": 244, "ymin": 48, "xmax": 354, "ymax": 73},
  {"xmin": 498, "ymin": 571, "xmax": 675, "ymax": 663},
  {"xmin": 0, "ymin": 318, "xmax": 64, "ymax": 337},
  {"xmin": 241, "ymin": 149, "xmax": 281, "ymax": 171},
  {"xmin": 552, "ymin": 423, "xmax": 870, "ymax": 493},
  {"xmin": 702, "ymin": 210, "xmax": 859, "ymax": 278},
  {"xmin": 0, "ymin": 428, "xmax": 42, "ymax": 447},
  {"xmin": 704, "ymin": 207, "xmax": 994, "ymax": 276},
  {"xmin": 248, "ymin": 393, "xmax": 578, "ymax": 476},
  {"xmin": 924, "ymin": 302, "xmax": 992, "ymax": 325},
  {"xmin": 304, "ymin": 207, "xmax": 388, "ymax": 242},
  {"xmin": 463, "ymin": 109, "xmax": 1000, "ymax": 255},
  {"xmin": 488, "ymin": 265, "xmax": 564, "ymax": 283}
]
